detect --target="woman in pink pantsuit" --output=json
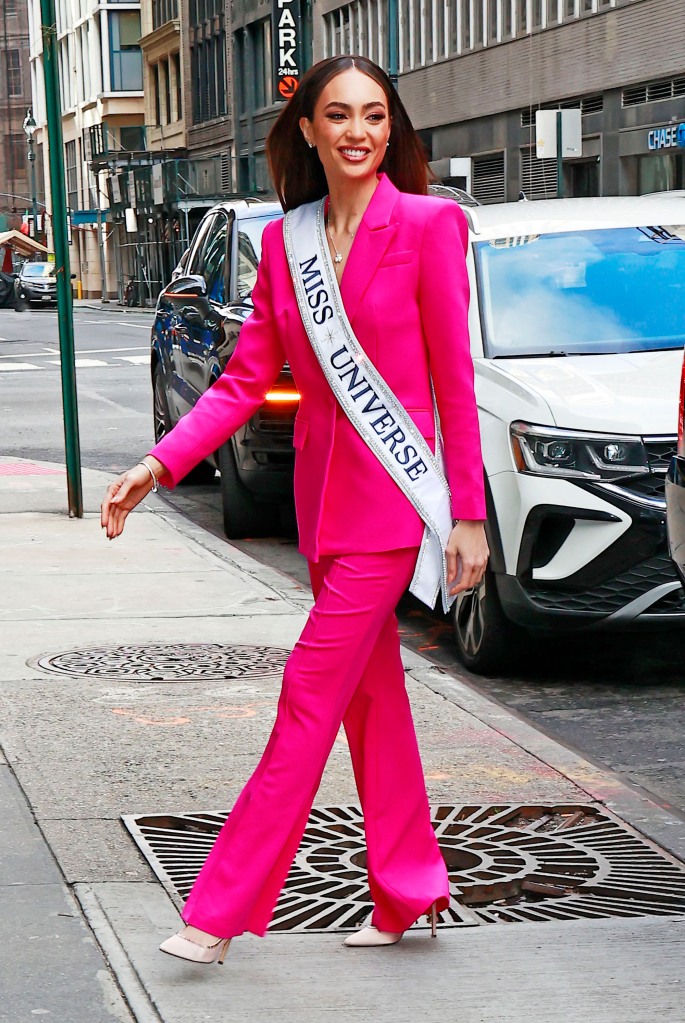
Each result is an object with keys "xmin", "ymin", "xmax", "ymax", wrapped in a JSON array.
[{"xmin": 101, "ymin": 55, "xmax": 489, "ymax": 965}]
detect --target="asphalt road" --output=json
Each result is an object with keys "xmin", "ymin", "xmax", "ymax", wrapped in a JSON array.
[{"xmin": 3, "ymin": 306, "xmax": 684, "ymax": 818}]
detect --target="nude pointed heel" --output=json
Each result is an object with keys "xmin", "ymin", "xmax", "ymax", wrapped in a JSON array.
[
  {"xmin": 159, "ymin": 931, "xmax": 231, "ymax": 965},
  {"xmin": 343, "ymin": 901, "xmax": 440, "ymax": 947}
]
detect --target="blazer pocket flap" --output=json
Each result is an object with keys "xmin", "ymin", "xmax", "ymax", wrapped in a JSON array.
[
  {"xmin": 378, "ymin": 250, "xmax": 413, "ymax": 269},
  {"xmin": 407, "ymin": 409, "xmax": 436, "ymax": 440},
  {"xmin": 293, "ymin": 417, "xmax": 309, "ymax": 450}
]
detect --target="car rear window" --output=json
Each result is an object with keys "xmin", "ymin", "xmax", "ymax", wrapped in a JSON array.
[{"xmin": 475, "ymin": 225, "xmax": 685, "ymax": 357}]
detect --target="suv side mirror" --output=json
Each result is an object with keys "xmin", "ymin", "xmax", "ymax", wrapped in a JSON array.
[{"xmin": 163, "ymin": 274, "xmax": 208, "ymax": 300}]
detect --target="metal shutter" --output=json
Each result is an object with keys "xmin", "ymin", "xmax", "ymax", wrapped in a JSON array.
[
  {"xmin": 520, "ymin": 147, "xmax": 558, "ymax": 200},
  {"xmin": 472, "ymin": 153, "xmax": 506, "ymax": 204}
]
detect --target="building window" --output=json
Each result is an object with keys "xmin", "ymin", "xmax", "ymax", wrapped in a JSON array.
[
  {"xmin": 323, "ymin": 0, "xmax": 384, "ymax": 66},
  {"xmin": 120, "ymin": 125, "xmax": 146, "ymax": 151},
  {"xmin": 109, "ymin": 11, "xmax": 143, "ymax": 92},
  {"xmin": 172, "ymin": 51, "xmax": 182, "ymax": 120},
  {"xmin": 487, "ymin": 0, "xmax": 499, "ymax": 44},
  {"xmin": 5, "ymin": 0, "xmax": 17, "ymax": 13},
  {"xmin": 190, "ymin": 0, "xmax": 226, "ymax": 124},
  {"xmin": 152, "ymin": 0, "xmax": 179, "ymax": 31},
  {"xmin": 6, "ymin": 134, "xmax": 24, "ymax": 177},
  {"xmin": 65, "ymin": 140, "xmax": 79, "ymax": 212},
  {"xmin": 6, "ymin": 49, "xmax": 22, "ymax": 96},
  {"xmin": 251, "ymin": 19, "xmax": 273, "ymax": 110},
  {"xmin": 502, "ymin": 0, "xmax": 514, "ymax": 37},
  {"xmin": 235, "ymin": 20, "xmax": 273, "ymax": 115},
  {"xmin": 152, "ymin": 63, "xmax": 161, "ymax": 124}
]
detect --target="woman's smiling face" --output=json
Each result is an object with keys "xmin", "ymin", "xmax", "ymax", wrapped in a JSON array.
[{"xmin": 299, "ymin": 68, "xmax": 391, "ymax": 187}]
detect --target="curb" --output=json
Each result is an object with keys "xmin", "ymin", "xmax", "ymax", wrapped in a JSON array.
[
  {"xmin": 75, "ymin": 885, "xmax": 162, "ymax": 1023},
  {"xmin": 73, "ymin": 302, "xmax": 154, "ymax": 315}
]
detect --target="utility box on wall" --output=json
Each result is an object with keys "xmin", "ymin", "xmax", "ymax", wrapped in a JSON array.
[{"xmin": 429, "ymin": 157, "xmax": 473, "ymax": 192}]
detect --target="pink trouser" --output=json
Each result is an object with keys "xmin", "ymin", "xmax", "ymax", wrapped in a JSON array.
[{"xmin": 182, "ymin": 547, "xmax": 449, "ymax": 938}]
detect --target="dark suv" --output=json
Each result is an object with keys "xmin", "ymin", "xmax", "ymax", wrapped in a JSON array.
[
  {"xmin": 14, "ymin": 261, "xmax": 57, "ymax": 306},
  {"xmin": 151, "ymin": 198, "xmax": 298, "ymax": 538}
]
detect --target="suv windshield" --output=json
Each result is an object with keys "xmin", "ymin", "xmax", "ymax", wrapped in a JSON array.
[
  {"xmin": 23, "ymin": 264, "xmax": 55, "ymax": 278},
  {"xmin": 475, "ymin": 225, "xmax": 685, "ymax": 357}
]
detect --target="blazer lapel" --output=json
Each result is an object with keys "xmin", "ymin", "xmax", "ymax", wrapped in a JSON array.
[{"xmin": 340, "ymin": 174, "xmax": 400, "ymax": 326}]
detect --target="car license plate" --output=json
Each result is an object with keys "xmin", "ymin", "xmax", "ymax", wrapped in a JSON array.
[{"xmin": 42, "ymin": 295, "xmax": 52, "ymax": 302}]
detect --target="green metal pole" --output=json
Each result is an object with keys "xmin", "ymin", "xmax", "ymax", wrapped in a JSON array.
[
  {"xmin": 39, "ymin": 0, "xmax": 83, "ymax": 518},
  {"xmin": 556, "ymin": 110, "xmax": 564, "ymax": 199},
  {"xmin": 388, "ymin": 0, "xmax": 398, "ymax": 87}
]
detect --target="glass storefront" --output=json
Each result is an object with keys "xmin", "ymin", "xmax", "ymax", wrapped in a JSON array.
[{"xmin": 638, "ymin": 152, "xmax": 685, "ymax": 195}]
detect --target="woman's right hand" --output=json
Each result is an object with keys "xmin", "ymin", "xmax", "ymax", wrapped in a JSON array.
[{"xmin": 100, "ymin": 458, "xmax": 164, "ymax": 539}]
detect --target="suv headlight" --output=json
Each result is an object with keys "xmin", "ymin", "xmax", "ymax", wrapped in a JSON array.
[{"xmin": 510, "ymin": 422, "xmax": 648, "ymax": 480}]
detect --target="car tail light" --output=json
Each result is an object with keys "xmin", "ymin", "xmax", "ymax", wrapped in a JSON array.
[
  {"xmin": 679, "ymin": 350, "xmax": 685, "ymax": 456},
  {"xmin": 265, "ymin": 390, "xmax": 300, "ymax": 403}
]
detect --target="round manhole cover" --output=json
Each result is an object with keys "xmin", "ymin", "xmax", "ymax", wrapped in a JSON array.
[{"xmin": 32, "ymin": 643, "xmax": 290, "ymax": 683}]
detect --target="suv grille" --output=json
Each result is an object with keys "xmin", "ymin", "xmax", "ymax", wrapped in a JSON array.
[
  {"xmin": 254, "ymin": 405, "xmax": 296, "ymax": 435},
  {"xmin": 525, "ymin": 553, "xmax": 684, "ymax": 616},
  {"xmin": 604, "ymin": 438, "xmax": 676, "ymax": 507},
  {"xmin": 645, "ymin": 439, "xmax": 677, "ymax": 472}
]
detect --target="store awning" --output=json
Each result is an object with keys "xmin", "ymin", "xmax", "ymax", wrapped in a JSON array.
[{"xmin": 0, "ymin": 230, "xmax": 49, "ymax": 258}]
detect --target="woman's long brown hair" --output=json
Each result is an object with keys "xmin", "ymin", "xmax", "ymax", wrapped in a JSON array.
[{"xmin": 266, "ymin": 56, "xmax": 430, "ymax": 211}]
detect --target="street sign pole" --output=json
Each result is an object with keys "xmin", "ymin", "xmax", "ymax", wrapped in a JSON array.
[
  {"xmin": 40, "ymin": 0, "xmax": 83, "ymax": 518},
  {"xmin": 556, "ymin": 111, "xmax": 564, "ymax": 199},
  {"xmin": 388, "ymin": 0, "xmax": 399, "ymax": 87}
]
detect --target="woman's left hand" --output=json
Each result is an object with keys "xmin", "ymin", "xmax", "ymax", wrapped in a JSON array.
[{"xmin": 446, "ymin": 520, "xmax": 489, "ymax": 596}]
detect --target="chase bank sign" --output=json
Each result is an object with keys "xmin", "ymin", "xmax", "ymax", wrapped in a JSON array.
[{"xmin": 648, "ymin": 124, "xmax": 685, "ymax": 150}]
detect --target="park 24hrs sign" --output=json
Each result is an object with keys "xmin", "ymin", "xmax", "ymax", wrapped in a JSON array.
[{"xmin": 273, "ymin": 0, "xmax": 303, "ymax": 100}]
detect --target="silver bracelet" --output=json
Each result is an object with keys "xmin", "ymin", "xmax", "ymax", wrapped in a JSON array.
[{"xmin": 138, "ymin": 460, "xmax": 159, "ymax": 493}]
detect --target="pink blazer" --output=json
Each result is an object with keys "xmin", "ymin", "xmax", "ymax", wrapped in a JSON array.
[{"xmin": 150, "ymin": 173, "xmax": 486, "ymax": 560}]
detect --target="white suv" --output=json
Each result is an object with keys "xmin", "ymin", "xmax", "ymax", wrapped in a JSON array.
[{"xmin": 454, "ymin": 194, "xmax": 685, "ymax": 672}]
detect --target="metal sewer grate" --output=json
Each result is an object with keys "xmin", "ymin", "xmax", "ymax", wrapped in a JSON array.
[
  {"xmin": 32, "ymin": 644, "xmax": 291, "ymax": 683},
  {"xmin": 122, "ymin": 804, "xmax": 685, "ymax": 931}
]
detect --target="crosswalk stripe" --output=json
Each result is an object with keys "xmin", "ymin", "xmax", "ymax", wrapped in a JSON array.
[
  {"xmin": 47, "ymin": 358, "xmax": 109, "ymax": 368},
  {"xmin": 115, "ymin": 355, "xmax": 150, "ymax": 365},
  {"xmin": 0, "ymin": 362, "xmax": 42, "ymax": 371}
]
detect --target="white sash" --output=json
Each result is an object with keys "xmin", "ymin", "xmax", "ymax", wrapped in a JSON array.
[{"xmin": 284, "ymin": 198, "xmax": 457, "ymax": 612}]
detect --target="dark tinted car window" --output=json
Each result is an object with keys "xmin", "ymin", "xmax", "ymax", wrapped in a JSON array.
[
  {"xmin": 203, "ymin": 214, "xmax": 229, "ymax": 304},
  {"xmin": 187, "ymin": 215, "xmax": 215, "ymax": 276},
  {"xmin": 236, "ymin": 215, "xmax": 279, "ymax": 299}
]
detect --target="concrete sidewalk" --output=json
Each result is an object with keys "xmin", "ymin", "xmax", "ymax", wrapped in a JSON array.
[{"xmin": 1, "ymin": 456, "xmax": 684, "ymax": 1023}]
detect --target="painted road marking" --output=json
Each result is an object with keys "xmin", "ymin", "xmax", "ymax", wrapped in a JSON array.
[
  {"xmin": 115, "ymin": 355, "xmax": 149, "ymax": 365},
  {"xmin": 48, "ymin": 358, "xmax": 109, "ymax": 368},
  {"xmin": 0, "ymin": 362, "xmax": 42, "ymax": 371},
  {"xmin": 51, "ymin": 345, "xmax": 147, "ymax": 356}
]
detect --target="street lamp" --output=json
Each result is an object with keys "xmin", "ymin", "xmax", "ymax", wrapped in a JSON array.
[{"xmin": 23, "ymin": 108, "xmax": 40, "ymax": 241}]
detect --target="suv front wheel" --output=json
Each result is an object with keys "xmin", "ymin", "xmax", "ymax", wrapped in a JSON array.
[{"xmin": 452, "ymin": 567, "xmax": 524, "ymax": 674}]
